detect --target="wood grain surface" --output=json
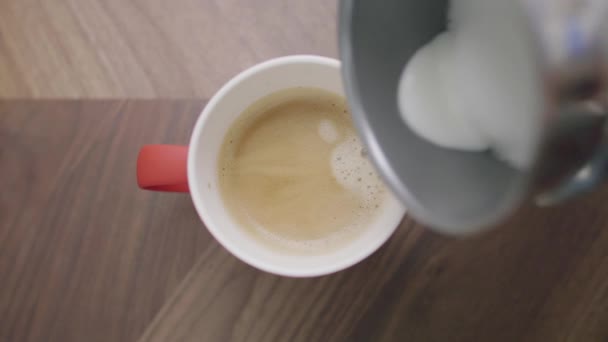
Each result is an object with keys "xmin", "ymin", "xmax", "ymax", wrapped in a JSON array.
[
  {"xmin": 139, "ymin": 193, "xmax": 608, "ymax": 342},
  {"xmin": 0, "ymin": 0, "xmax": 337, "ymax": 98},
  {"xmin": 0, "ymin": 100, "xmax": 208, "ymax": 342},
  {"xmin": 3, "ymin": 100, "xmax": 608, "ymax": 342}
]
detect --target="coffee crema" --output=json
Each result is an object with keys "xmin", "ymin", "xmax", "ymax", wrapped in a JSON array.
[{"xmin": 218, "ymin": 87, "xmax": 387, "ymax": 253}]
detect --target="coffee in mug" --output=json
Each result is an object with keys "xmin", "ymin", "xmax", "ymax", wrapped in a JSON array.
[
  {"xmin": 137, "ymin": 56, "xmax": 405, "ymax": 276},
  {"xmin": 218, "ymin": 87, "xmax": 388, "ymax": 253}
]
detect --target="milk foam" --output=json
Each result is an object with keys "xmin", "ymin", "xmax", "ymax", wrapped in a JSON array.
[
  {"xmin": 318, "ymin": 118, "xmax": 339, "ymax": 143},
  {"xmin": 398, "ymin": 0, "xmax": 543, "ymax": 169},
  {"xmin": 331, "ymin": 134, "xmax": 384, "ymax": 208}
]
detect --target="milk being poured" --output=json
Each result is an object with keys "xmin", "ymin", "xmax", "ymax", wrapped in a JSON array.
[{"xmin": 398, "ymin": 0, "xmax": 544, "ymax": 169}]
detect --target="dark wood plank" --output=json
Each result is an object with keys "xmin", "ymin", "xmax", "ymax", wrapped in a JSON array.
[
  {"xmin": 140, "ymin": 185, "xmax": 608, "ymax": 341},
  {"xmin": 0, "ymin": 100, "xmax": 209, "ymax": 342}
]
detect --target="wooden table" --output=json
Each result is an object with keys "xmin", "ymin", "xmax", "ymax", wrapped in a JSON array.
[
  {"xmin": 3, "ymin": 100, "xmax": 608, "ymax": 342},
  {"xmin": 0, "ymin": 0, "xmax": 337, "ymax": 98}
]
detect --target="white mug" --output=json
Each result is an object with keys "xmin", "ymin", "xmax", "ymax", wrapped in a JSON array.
[{"xmin": 137, "ymin": 55, "xmax": 406, "ymax": 277}]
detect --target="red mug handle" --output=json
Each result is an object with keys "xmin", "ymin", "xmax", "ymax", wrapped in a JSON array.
[{"xmin": 137, "ymin": 145, "xmax": 190, "ymax": 192}]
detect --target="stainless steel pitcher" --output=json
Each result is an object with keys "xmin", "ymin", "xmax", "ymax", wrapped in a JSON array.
[{"xmin": 339, "ymin": 0, "xmax": 608, "ymax": 234}]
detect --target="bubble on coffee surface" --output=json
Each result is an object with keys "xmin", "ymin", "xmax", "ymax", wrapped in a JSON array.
[{"xmin": 330, "ymin": 133, "xmax": 385, "ymax": 212}]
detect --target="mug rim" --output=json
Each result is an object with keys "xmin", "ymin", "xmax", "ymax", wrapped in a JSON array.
[{"xmin": 187, "ymin": 55, "xmax": 406, "ymax": 277}]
